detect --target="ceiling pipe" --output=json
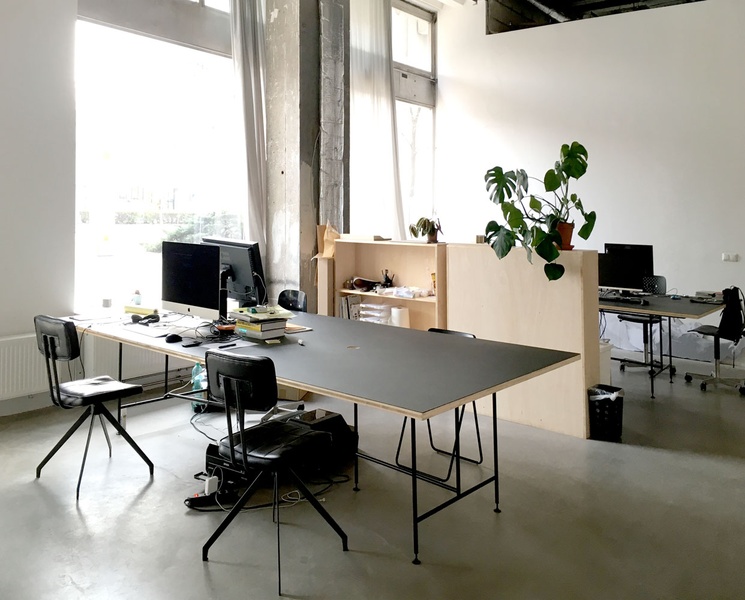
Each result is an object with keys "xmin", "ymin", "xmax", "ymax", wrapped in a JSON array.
[{"xmin": 523, "ymin": 0, "xmax": 570, "ymax": 22}]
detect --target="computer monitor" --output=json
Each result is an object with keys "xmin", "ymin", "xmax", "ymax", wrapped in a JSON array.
[
  {"xmin": 161, "ymin": 241, "xmax": 222, "ymax": 321},
  {"xmin": 201, "ymin": 237, "xmax": 267, "ymax": 310},
  {"xmin": 600, "ymin": 243, "xmax": 654, "ymax": 293}
]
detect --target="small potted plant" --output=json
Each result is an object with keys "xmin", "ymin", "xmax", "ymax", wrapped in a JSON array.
[
  {"xmin": 409, "ymin": 217, "xmax": 443, "ymax": 243},
  {"xmin": 483, "ymin": 141, "xmax": 596, "ymax": 281}
]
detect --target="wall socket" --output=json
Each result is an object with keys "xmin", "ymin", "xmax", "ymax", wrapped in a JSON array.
[{"xmin": 722, "ymin": 253, "xmax": 740, "ymax": 262}]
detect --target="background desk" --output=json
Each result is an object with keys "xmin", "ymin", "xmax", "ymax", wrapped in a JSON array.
[
  {"xmin": 80, "ymin": 312, "xmax": 579, "ymax": 562},
  {"xmin": 599, "ymin": 296, "xmax": 722, "ymax": 394}
]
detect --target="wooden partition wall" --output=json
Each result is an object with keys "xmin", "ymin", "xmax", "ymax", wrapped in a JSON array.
[{"xmin": 447, "ymin": 244, "xmax": 599, "ymax": 439}]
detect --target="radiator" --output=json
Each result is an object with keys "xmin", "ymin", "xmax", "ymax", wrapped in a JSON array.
[
  {"xmin": 0, "ymin": 332, "xmax": 193, "ymax": 403},
  {"xmin": 0, "ymin": 334, "xmax": 48, "ymax": 401}
]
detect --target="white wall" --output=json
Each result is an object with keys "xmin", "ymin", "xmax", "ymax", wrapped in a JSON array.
[
  {"xmin": 435, "ymin": 0, "xmax": 745, "ymax": 297},
  {"xmin": 0, "ymin": 0, "xmax": 77, "ymax": 337}
]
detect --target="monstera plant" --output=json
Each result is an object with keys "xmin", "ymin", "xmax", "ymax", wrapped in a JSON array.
[{"xmin": 484, "ymin": 141, "xmax": 596, "ymax": 281}]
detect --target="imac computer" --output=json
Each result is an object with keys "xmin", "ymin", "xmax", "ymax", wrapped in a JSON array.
[
  {"xmin": 161, "ymin": 241, "xmax": 222, "ymax": 321},
  {"xmin": 599, "ymin": 243, "xmax": 654, "ymax": 293},
  {"xmin": 201, "ymin": 237, "xmax": 267, "ymax": 310}
]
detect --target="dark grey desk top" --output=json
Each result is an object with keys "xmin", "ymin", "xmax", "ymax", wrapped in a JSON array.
[
  {"xmin": 83, "ymin": 313, "xmax": 579, "ymax": 420},
  {"xmin": 599, "ymin": 295, "xmax": 722, "ymax": 319}
]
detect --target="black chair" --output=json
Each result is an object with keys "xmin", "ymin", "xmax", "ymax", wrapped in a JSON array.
[
  {"xmin": 201, "ymin": 351, "xmax": 347, "ymax": 595},
  {"xmin": 278, "ymin": 289, "xmax": 307, "ymax": 312},
  {"xmin": 33, "ymin": 315, "xmax": 153, "ymax": 499},
  {"xmin": 616, "ymin": 275, "xmax": 672, "ymax": 398},
  {"xmin": 394, "ymin": 328, "xmax": 483, "ymax": 482},
  {"xmin": 684, "ymin": 286, "xmax": 745, "ymax": 394}
]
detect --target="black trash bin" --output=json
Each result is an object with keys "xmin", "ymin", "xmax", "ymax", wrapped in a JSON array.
[{"xmin": 588, "ymin": 384, "xmax": 624, "ymax": 442}]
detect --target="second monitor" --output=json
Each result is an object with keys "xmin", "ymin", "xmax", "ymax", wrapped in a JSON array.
[
  {"xmin": 599, "ymin": 243, "xmax": 654, "ymax": 293},
  {"xmin": 202, "ymin": 236, "xmax": 267, "ymax": 309}
]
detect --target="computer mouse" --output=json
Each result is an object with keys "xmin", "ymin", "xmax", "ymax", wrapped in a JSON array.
[
  {"xmin": 640, "ymin": 299, "xmax": 649, "ymax": 306},
  {"xmin": 165, "ymin": 333, "xmax": 182, "ymax": 343}
]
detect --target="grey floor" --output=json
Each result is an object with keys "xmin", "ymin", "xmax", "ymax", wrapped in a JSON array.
[{"xmin": 2, "ymin": 353, "xmax": 745, "ymax": 600}]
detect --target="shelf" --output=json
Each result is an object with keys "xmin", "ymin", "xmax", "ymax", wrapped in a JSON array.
[{"xmin": 338, "ymin": 289, "xmax": 437, "ymax": 304}]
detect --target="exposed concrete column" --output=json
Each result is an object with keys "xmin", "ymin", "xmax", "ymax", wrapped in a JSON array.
[
  {"xmin": 265, "ymin": 0, "xmax": 320, "ymax": 311},
  {"xmin": 319, "ymin": 0, "xmax": 349, "ymax": 234}
]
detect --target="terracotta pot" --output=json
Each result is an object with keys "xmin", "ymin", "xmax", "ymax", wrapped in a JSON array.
[{"xmin": 556, "ymin": 221, "xmax": 574, "ymax": 250}]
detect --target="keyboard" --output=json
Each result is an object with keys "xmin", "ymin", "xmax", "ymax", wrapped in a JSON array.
[
  {"xmin": 598, "ymin": 295, "xmax": 648, "ymax": 306},
  {"xmin": 126, "ymin": 323, "xmax": 168, "ymax": 337}
]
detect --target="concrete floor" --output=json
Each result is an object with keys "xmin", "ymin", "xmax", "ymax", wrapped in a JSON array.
[{"xmin": 2, "ymin": 354, "xmax": 745, "ymax": 599}]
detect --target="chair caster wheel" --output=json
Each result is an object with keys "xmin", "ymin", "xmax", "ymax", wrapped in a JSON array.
[
  {"xmin": 739, "ymin": 386, "xmax": 745, "ymax": 396},
  {"xmin": 620, "ymin": 364, "xmax": 626, "ymax": 372},
  {"xmin": 670, "ymin": 366, "xmax": 677, "ymax": 375},
  {"xmin": 684, "ymin": 374, "xmax": 692, "ymax": 383},
  {"xmin": 700, "ymin": 382, "xmax": 707, "ymax": 391}
]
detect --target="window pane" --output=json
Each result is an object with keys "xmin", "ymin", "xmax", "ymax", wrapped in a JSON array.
[
  {"xmin": 392, "ymin": 6, "xmax": 432, "ymax": 74},
  {"xmin": 396, "ymin": 101, "xmax": 434, "ymax": 230},
  {"xmin": 75, "ymin": 21, "xmax": 246, "ymax": 313},
  {"xmin": 205, "ymin": 0, "xmax": 230, "ymax": 12}
]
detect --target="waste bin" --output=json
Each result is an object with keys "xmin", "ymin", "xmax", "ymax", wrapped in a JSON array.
[{"xmin": 588, "ymin": 384, "xmax": 624, "ymax": 442}]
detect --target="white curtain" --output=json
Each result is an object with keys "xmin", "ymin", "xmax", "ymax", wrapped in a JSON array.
[
  {"xmin": 230, "ymin": 0, "xmax": 268, "ymax": 252},
  {"xmin": 350, "ymin": 0, "xmax": 406, "ymax": 240}
]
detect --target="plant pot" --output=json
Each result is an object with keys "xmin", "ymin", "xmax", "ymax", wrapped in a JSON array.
[
  {"xmin": 426, "ymin": 232, "xmax": 438, "ymax": 244},
  {"xmin": 556, "ymin": 221, "xmax": 574, "ymax": 250}
]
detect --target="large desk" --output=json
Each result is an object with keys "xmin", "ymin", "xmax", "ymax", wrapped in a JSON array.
[
  {"xmin": 80, "ymin": 312, "xmax": 579, "ymax": 563},
  {"xmin": 598, "ymin": 295, "xmax": 722, "ymax": 396}
]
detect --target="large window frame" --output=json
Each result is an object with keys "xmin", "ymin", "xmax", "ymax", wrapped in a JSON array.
[{"xmin": 391, "ymin": 0, "xmax": 437, "ymax": 234}]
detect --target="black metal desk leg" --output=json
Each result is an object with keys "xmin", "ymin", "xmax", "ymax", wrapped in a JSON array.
[
  {"xmin": 410, "ymin": 417, "xmax": 421, "ymax": 565},
  {"xmin": 353, "ymin": 403, "xmax": 360, "ymax": 492},
  {"xmin": 117, "ymin": 343, "xmax": 124, "ymax": 424},
  {"xmin": 493, "ymin": 392, "xmax": 500, "ymax": 513},
  {"xmin": 454, "ymin": 407, "xmax": 462, "ymax": 494},
  {"xmin": 667, "ymin": 316, "xmax": 674, "ymax": 382},
  {"xmin": 163, "ymin": 355, "xmax": 169, "ymax": 396}
]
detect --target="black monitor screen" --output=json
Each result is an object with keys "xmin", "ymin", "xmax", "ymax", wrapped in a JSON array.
[
  {"xmin": 161, "ymin": 241, "xmax": 221, "ymax": 321},
  {"xmin": 201, "ymin": 237, "xmax": 267, "ymax": 308},
  {"xmin": 600, "ymin": 243, "xmax": 654, "ymax": 292}
]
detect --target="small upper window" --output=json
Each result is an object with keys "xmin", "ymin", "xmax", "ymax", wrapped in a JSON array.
[{"xmin": 392, "ymin": 2, "xmax": 433, "ymax": 75}]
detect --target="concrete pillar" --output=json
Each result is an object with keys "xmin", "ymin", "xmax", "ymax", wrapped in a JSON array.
[{"xmin": 265, "ymin": 0, "xmax": 320, "ymax": 311}]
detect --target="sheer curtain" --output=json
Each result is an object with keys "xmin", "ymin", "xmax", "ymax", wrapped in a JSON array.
[
  {"xmin": 350, "ymin": 0, "xmax": 406, "ymax": 240},
  {"xmin": 230, "ymin": 0, "xmax": 268, "ymax": 252}
]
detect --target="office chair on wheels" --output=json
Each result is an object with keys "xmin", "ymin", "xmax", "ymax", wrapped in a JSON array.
[
  {"xmin": 684, "ymin": 286, "xmax": 745, "ymax": 395},
  {"xmin": 201, "ymin": 351, "xmax": 348, "ymax": 596},
  {"xmin": 394, "ymin": 328, "xmax": 483, "ymax": 482},
  {"xmin": 616, "ymin": 275, "xmax": 672, "ymax": 398},
  {"xmin": 278, "ymin": 289, "xmax": 307, "ymax": 312},
  {"xmin": 33, "ymin": 315, "xmax": 153, "ymax": 499}
]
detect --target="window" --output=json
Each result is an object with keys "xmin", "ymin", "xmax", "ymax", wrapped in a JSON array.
[
  {"xmin": 74, "ymin": 21, "xmax": 246, "ymax": 312},
  {"xmin": 392, "ymin": 1, "xmax": 436, "ymax": 233}
]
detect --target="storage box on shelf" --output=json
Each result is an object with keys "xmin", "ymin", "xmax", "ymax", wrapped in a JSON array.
[{"xmin": 332, "ymin": 239, "xmax": 447, "ymax": 331}]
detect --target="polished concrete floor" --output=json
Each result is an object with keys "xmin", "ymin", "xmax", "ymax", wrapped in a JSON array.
[{"xmin": 2, "ymin": 354, "xmax": 745, "ymax": 599}]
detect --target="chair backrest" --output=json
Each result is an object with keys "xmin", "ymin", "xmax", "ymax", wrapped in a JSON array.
[
  {"xmin": 642, "ymin": 275, "xmax": 666, "ymax": 295},
  {"xmin": 718, "ymin": 286, "xmax": 745, "ymax": 343},
  {"xmin": 34, "ymin": 315, "xmax": 80, "ymax": 407},
  {"xmin": 278, "ymin": 289, "xmax": 307, "ymax": 312},
  {"xmin": 428, "ymin": 327, "xmax": 476, "ymax": 339},
  {"xmin": 205, "ymin": 351, "xmax": 278, "ymax": 414},
  {"xmin": 34, "ymin": 315, "xmax": 80, "ymax": 362}
]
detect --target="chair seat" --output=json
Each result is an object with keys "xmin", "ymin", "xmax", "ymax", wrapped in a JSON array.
[
  {"xmin": 58, "ymin": 376, "xmax": 143, "ymax": 408},
  {"xmin": 219, "ymin": 420, "xmax": 331, "ymax": 470},
  {"xmin": 691, "ymin": 324, "xmax": 719, "ymax": 337}
]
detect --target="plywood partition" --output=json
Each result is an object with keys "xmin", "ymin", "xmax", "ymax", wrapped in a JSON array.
[{"xmin": 447, "ymin": 244, "xmax": 599, "ymax": 438}]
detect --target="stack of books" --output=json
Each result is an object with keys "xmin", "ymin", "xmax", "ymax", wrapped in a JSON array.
[
  {"xmin": 229, "ymin": 306, "xmax": 295, "ymax": 341},
  {"xmin": 234, "ymin": 318, "xmax": 287, "ymax": 340}
]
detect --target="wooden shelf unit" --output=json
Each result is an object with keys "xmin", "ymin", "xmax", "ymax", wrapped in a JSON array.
[{"xmin": 333, "ymin": 239, "xmax": 447, "ymax": 331}]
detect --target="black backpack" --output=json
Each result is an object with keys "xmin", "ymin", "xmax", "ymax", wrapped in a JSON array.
[{"xmin": 719, "ymin": 286, "xmax": 745, "ymax": 343}]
